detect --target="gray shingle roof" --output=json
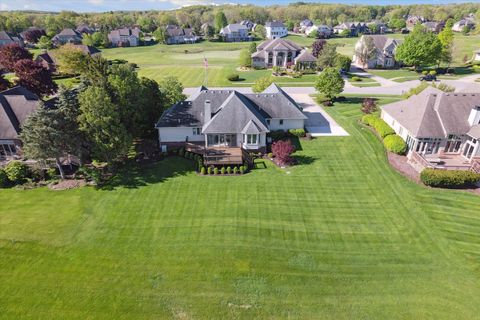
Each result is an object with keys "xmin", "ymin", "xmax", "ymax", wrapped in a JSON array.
[
  {"xmin": 0, "ymin": 86, "xmax": 39, "ymax": 140},
  {"xmin": 155, "ymin": 85, "xmax": 306, "ymax": 131},
  {"xmin": 257, "ymin": 38, "xmax": 301, "ymax": 52},
  {"xmin": 266, "ymin": 21, "xmax": 285, "ymax": 28},
  {"xmin": 294, "ymin": 49, "xmax": 316, "ymax": 63},
  {"xmin": 220, "ymin": 24, "xmax": 249, "ymax": 34},
  {"xmin": 382, "ymin": 87, "xmax": 480, "ymax": 138}
]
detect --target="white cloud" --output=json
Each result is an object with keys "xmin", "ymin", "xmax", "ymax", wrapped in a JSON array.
[{"xmin": 88, "ymin": 0, "xmax": 105, "ymax": 5}]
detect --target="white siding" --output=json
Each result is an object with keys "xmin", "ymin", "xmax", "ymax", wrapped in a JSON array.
[
  {"xmin": 158, "ymin": 127, "xmax": 204, "ymax": 143},
  {"xmin": 381, "ymin": 110, "xmax": 410, "ymax": 141},
  {"xmin": 242, "ymin": 133, "xmax": 267, "ymax": 149},
  {"xmin": 268, "ymin": 119, "xmax": 304, "ymax": 131}
]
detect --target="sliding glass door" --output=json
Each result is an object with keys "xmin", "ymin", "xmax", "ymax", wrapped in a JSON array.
[{"xmin": 207, "ymin": 134, "xmax": 236, "ymax": 147}]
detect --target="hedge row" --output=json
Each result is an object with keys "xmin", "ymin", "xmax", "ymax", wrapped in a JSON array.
[
  {"xmin": 383, "ymin": 134, "xmax": 407, "ymax": 155},
  {"xmin": 420, "ymin": 168, "xmax": 480, "ymax": 188},
  {"xmin": 361, "ymin": 115, "xmax": 395, "ymax": 138},
  {"xmin": 0, "ymin": 161, "xmax": 57, "ymax": 188},
  {"xmin": 201, "ymin": 165, "xmax": 248, "ymax": 175}
]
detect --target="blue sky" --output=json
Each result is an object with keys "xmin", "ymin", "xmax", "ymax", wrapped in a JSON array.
[{"xmin": 0, "ymin": 0, "xmax": 479, "ymax": 12}]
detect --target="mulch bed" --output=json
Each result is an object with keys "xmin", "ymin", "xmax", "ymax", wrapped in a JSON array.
[
  {"xmin": 387, "ymin": 152, "xmax": 420, "ymax": 183},
  {"xmin": 49, "ymin": 179, "xmax": 87, "ymax": 191}
]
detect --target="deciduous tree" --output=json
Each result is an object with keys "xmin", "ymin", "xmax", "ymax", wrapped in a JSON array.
[
  {"xmin": 37, "ymin": 35, "xmax": 53, "ymax": 49},
  {"xmin": 252, "ymin": 76, "xmax": 273, "ymax": 93},
  {"xmin": 56, "ymin": 44, "xmax": 90, "ymax": 75},
  {"xmin": 14, "ymin": 59, "xmax": 57, "ymax": 97},
  {"xmin": 158, "ymin": 75, "xmax": 186, "ymax": 107},
  {"xmin": 23, "ymin": 29, "xmax": 46, "ymax": 43},
  {"xmin": 0, "ymin": 43, "xmax": 33, "ymax": 72},
  {"xmin": 317, "ymin": 43, "xmax": 338, "ymax": 69},
  {"xmin": 272, "ymin": 140, "xmax": 295, "ymax": 166},
  {"xmin": 315, "ymin": 67, "xmax": 345, "ymax": 100},
  {"xmin": 239, "ymin": 48, "xmax": 252, "ymax": 68},
  {"xmin": 311, "ymin": 39, "xmax": 326, "ymax": 58}
]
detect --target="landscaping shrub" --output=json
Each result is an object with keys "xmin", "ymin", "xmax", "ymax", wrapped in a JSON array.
[
  {"xmin": 422, "ymin": 70, "xmax": 429, "ymax": 75},
  {"xmin": 267, "ymin": 152, "xmax": 273, "ymax": 158},
  {"xmin": 361, "ymin": 115, "xmax": 395, "ymax": 138},
  {"xmin": 429, "ymin": 70, "xmax": 437, "ymax": 76},
  {"xmin": 233, "ymin": 167, "xmax": 238, "ymax": 174},
  {"xmin": 220, "ymin": 167, "xmax": 226, "ymax": 175},
  {"xmin": 30, "ymin": 166, "xmax": 47, "ymax": 182},
  {"xmin": 213, "ymin": 167, "xmax": 219, "ymax": 175},
  {"xmin": 323, "ymin": 100, "xmax": 333, "ymax": 107},
  {"xmin": 47, "ymin": 168, "xmax": 57, "ymax": 180},
  {"xmin": 351, "ymin": 76, "xmax": 362, "ymax": 82},
  {"xmin": 0, "ymin": 168, "xmax": 8, "ymax": 187},
  {"xmin": 227, "ymin": 73, "xmax": 240, "ymax": 81},
  {"xmin": 361, "ymin": 98, "xmax": 377, "ymax": 114},
  {"xmin": 269, "ymin": 130, "xmax": 287, "ymax": 141},
  {"xmin": 207, "ymin": 167, "xmax": 212, "ymax": 175},
  {"xmin": 272, "ymin": 140, "xmax": 296, "ymax": 166},
  {"xmin": 239, "ymin": 166, "xmax": 245, "ymax": 174},
  {"xmin": 4, "ymin": 161, "xmax": 29, "ymax": 184},
  {"xmin": 420, "ymin": 169, "xmax": 480, "ymax": 188},
  {"xmin": 289, "ymin": 128, "xmax": 306, "ymax": 137},
  {"xmin": 178, "ymin": 148, "xmax": 185, "ymax": 157},
  {"xmin": 226, "ymin": 166, "xmax": 232, "ymax": 174},
  {"xmin": 383, "ymin": 134, "xmax": 407, "ymax": 155},
  {"xmin": 200, "ymin": 167, "xmax": 206, "ymax": 175}
]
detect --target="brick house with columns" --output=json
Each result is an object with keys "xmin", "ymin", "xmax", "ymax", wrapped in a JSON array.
[{"xmin": 251, "ymin": 38, "xmax": 302, "ymax": 69}]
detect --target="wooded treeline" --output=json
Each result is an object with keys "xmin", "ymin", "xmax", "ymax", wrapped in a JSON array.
[{"xmin": 1, "ymin": 3, "xmax": 480, "ymax": 34}]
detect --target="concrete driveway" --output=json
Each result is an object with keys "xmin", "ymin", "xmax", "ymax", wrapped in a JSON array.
[{"xmin": 292, "ymin": 94, "xmax": 349, "ymax": 137}]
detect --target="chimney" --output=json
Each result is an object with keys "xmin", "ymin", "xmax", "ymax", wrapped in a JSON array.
[
  {"xmin": 204, "ymin": 100, "xmax": 211, "ymax": 123},
  {"xmin": 468, "ymin": 106, "xmax": 480, "ymax": 126}
]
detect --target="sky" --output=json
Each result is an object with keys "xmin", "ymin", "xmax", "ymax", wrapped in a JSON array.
[{"xmin": 1, "ymin": 0, "xmax": 480, "ymax": 12}]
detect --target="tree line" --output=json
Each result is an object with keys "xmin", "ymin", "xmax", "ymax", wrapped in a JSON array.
[{"xmin": 2, "ymin": 3, "xmax": 480, "ymax": 35}]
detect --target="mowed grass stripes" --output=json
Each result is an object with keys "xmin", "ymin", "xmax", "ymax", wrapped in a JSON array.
[{"xmin": 1, "ymin": 96, "xmax": 480, "ymax": 319}]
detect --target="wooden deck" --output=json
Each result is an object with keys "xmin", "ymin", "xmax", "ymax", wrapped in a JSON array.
[{"xmin": 185, "ymin": 143, "xmax": 244, "ymax": 165}]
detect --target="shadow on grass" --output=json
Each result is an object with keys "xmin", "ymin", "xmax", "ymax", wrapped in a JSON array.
[
  {"xmin": 290, "ymin": 136, "xmax": 303, "ymax": 151},
  {"xmin": 453, "ymin": 67, "xmax": 474, "ymax": 76},
  {"xmin": 99, "ymin": 157, "xmax": 193, "ymax": 190},
  {"xmin": 293, "ymin": 154, "xmax": 315, "ymax": 166}
]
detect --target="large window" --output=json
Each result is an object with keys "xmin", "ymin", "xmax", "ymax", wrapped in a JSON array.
[
  {"xmin": 0, "ymin": 143, "xmax": 16, "ymax": 157},
  {"xmin": 245, "ymin": 134, "xmax": 258, "ymax": 145},
  {"xmin": 192, "ymin": 127, "xmax": 201, "ymax": 135}
]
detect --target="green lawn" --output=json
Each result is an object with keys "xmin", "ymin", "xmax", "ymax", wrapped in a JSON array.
[{"xmin": 2, "ymin": 96, "xmax": 480, "ymax": 319}]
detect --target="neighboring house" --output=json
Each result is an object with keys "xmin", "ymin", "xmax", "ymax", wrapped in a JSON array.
[
  {"xmin": 219, "ymin": 24, "xmax": 251, "ymax": 42},
  {"xmin": 299, "ymin": 19, "xmax": 313, "ymax": 32},
  {"xmin": 452, "ymin": 19, "xmax": 475, "ymax": 32},
  {"xmin": 76, "ymin": 24, "xmax": 95, "ymax": 34},
  {"xmin": 0, "ymin": 31, "xmax": 24, "ymax": 47},
  {"xmin": 333, "ymin": 22, "xmax": 368, "ymax": 36},
  {"xmin": 240, "ymin": 20, "xmax": 256, "ymax": 31},
  {"xmin": 35, "ymin": 51, "xmax": 57, "ymax": 73},
  {"xmin": 353, "ymin": 35, "xmax": 402, "ymax": 69},
  {"xmin": 108, "ymin": 27, "xmax": 141, "ymax": 47},
  {"xmin": 474, "ymin": 49, "xmax": 480, "ymax": 61},
  {"xmin": 251, "ymin": 38, "xmax": 302, "ymax": 68},
  {"xmin": 165, "ymin": 25, "xmax": 198, "ymax": 44},
  {"xmin": 422, "ymin": 21, "xmax": 444, "ymax": 33},
  {"xmin": 20, "ymin": 27, "xmax": 45, "ymax": 44},
  {"xmin": 155, "ymin": 84, "xmax": 307, "ymax": 157},
  {"xmin": 0, "ymin": 86, "xmax": 39, "ymax": 160},
  {"xmin": 406, "ymin": 15, "xmax": 427, "ymax": 30},
  {"xmin": 305, "ymin": 25, "xmax": 333, "ymax": 38},
  {"xmin": 52, "ymin": 28, "xmax": 83, "ymax": 45},
  {"xmin": 35, "ymin": 45, "xmax": 101, "ymax": 74},
  {"xmin": 293, "ymin": 49, "xmax": 317, "ymax": 70},
  {"xmin": 369, "ymin": 21, "xmax": 389, "ymax": 34},
  {"xmin": 381, "ymin": 87, "xmax": 480, "ymax": 165},
  {"xmin": 265, "ymin": 21, "xmax": 288, "ymax": 39}
]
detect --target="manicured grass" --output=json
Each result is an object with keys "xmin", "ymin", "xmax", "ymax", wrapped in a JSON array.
[{"xmin": 2, "ymin": 95, "xmax": 480, "ymax": 318}]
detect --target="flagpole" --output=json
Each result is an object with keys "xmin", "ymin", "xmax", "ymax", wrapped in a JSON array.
[{"xmin": 204, "ymin": 55, "xmax": 208, "ymax": 86}]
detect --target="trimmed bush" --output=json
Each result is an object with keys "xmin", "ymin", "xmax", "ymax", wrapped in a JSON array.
[
  {"xmin": 383, "ymin": 134, "xmax": 407, "ymax": 155},
  {"xmin": 233, "ymin": 167, "xmax": 238, "ymax": 174},
  {"xmin": 200, "ymin": 167, "xmax": 206, "ymax": 175},
  {"xmin": 422, "ymin": 70, "xmax": 429, "ymax": 75},
  {"xmin": 420, "ymin": 169, "xmax": 480, "ymax": 188},
  {"xmin": 207, "ymin": 167, "xmax": 212, "ymax": 175},
  {"xmin": 213, "ymin": 167, "xmax": 219, "ymax": 175},
  {"xmin": 4, "ymin": 161, "xmax": 29, "ymax": 184},
  {"xmin": 220, "ymin": 167, "xmax": 226, "ymax": 175},
  {"xmin": 361, "ymin": 115, "xmax": 395, "ymax": 138},
  {"xmin": 226, "ymin": 166, "xmax": 232, "ymax": 174},
  {"xmin": 267, "ymin": 152, "xmax": 273, "ymax": 158},
  {"xmin": 239, "ymin": 166, "xmax": 245, "ymax": 174},
  {"xmin": 429, "ymin": 70, "xmax": 437, "ymax": 76},
  {"xmin": 0, "ymin": 168, "xmax": 8, "ymax": 187},
  {"xmin": 227, "ymin": 73, "xmax": 240, "ymax": 81},
  {"xmin": 178, "ymin": 148, "xmax": 185, "ymax": 157},
  {"xmin": 351, "ymin": 76, "xmax": 362, "ymax": 82},
  {"xmin": 289, "ymin": 128, "xmax": 306, "ymax": 137}
]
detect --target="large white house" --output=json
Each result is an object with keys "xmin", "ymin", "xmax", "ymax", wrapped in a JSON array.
[
  {"xmin": 265, "ymin": 21, "xmax": 288, "ymax": 39},
  {"xmin": 381, "ymin": 87, "xmax": 480, "ymax": 164},
  {"xmin": 353, "ymin": 35, "xmax": 402, "ymax": 69},
  {"xmin": 155, "ymin": 84, "xmax": 306, "ymax": 155}
]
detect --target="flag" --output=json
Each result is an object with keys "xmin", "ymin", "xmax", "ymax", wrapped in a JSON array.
[{"xmin": 204, "ymin": 57, "xmax": 208, "ymax": 68}]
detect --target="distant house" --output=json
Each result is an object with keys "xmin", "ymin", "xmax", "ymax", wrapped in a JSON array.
[
  {"xmin": 452, "ymin": 19, "xmax": 475, "ymax": 32},
  {"xmin": 305, "ymin": 25, "xmax": 333, "ymax": 38},
  {"xmin": 165, "ymin": 25, "xmax": 198, "ymax": 44},
  {"xmin": 20, "ymin": 27, "xmax": 45, "ymax": 44},
  {"xmin": 108, "ymin": 27, "xmax": 141, "ymax": 47},
  {"xmin": 155, "ymin": 84, "xmax": 307, "ymax": 158},
  {"xmin": 0, "ymin": 86, "xmax": 40, "ymax": 160},
  {"xmin": 251, "ymin": 38, "xmax": 302, "ymax": 68},
  {"xmin": 406, "ymin": 15, "xmax": 427, "ymax": 30},
  {"xmin": 473, "ymin": 49, "xmax": 480, "ymax": 61},
  {"xmin": 76, "ymin": 24, "xmax": 95, "ymax": 35},
  {"xmin": 219, "ymin": 24, "xmax": 251, "ymax": 42},
  {"xmin": 333, "ymin": 22, "xmax": 368, "ymax": 36},
  {"xmin": 353, "ymin": 35, "xmax": 402, "ymax": 69},
  {"xmin": 422, "ymin": 21, "xmax": 444, "ymax": 33},
  {"xmin": 52, "ymin": 28, "xmax": 83, "ymax": 45},
  {"xmin": 240, "ymin": 20, "xmax": 256, "ymax": 31},
  {"xmin": 0, "ymin": 31, "xmax": 24, "ymax": 47},
  {"xmin": 299, "ymin": 19, "xmax": 313, "ymax": 32},
  {"xmin": 35, "ymin": 45, "xmax": 101, "ymax": 74},
  {"xmin": 369, "ymin": 21, "xmax": 389, "ymax": 34},
  {"xmin": 265, "ymin": 21, "xmax": 288, "ymax": 39},
  {"xmin": 381, "ymin": 87, "xmax": 480, "ymax": 166}
]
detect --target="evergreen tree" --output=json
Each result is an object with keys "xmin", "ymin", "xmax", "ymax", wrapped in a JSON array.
[{"xmin": 214, "ymin": 11, "xmax": 228, "ymax": 33}]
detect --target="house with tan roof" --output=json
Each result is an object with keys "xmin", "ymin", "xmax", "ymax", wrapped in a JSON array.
[
  {"xmin": 108, "ymin": 27, "xmax": 141, "ymax": 47},
  {"xmin": 381, "ymin": 87, "xmax": 480, "ymax": 167},
  {"xmin": 251, "ymin": 38, "xmax": 304, "ymax": 68},
  {"xmin": 52, "ymin": 28, "xmax": 83, "ymax": 45},
  {"xmin": 219, "ymin": 24, "xmax": 251, "ymax": 42},
  {"xmin": 353, "ymin": 35, "xmax": 402, "ymax": 69},
  {"xmin": 0, "ymin": 86, "xmax": 40, "ymax": 160},
  {"xmin": 165, "ymin": 25, "xmax": 198, "ymax": 44}
]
